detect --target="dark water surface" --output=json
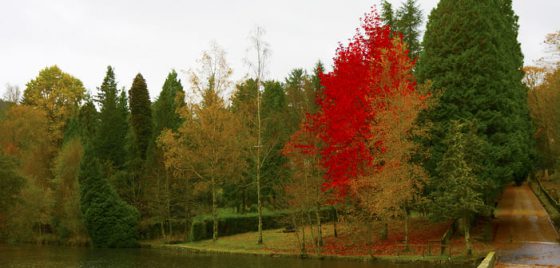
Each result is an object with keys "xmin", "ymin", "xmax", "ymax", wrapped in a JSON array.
[{"xmin": 0, "ymin": 244, "xmax": 473, "ymax": 268}]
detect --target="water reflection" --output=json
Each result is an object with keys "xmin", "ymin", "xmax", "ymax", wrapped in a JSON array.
[{"xmin": 0, "ymin": 244, "xmax": 471, "ymax": 268}]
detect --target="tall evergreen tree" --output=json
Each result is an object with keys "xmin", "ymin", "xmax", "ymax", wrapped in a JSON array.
[
  {"xmin": 307, "ymin": 62, "xmax": 324, "ymax": 114},
  {"xmin": 261, "ymin": 80, "xmax": 290, "ymax": 208},
  {"xmin": 79, "ymin": 145, "xmax": 139, "ymax": 248},
  {"xmin": 128, "ymin": 73, "xmax": 152, "ymax": 160},
  {"xmin": 395, "ymin": 0, "xmax": 423, "ymax": 59},
  {"xmin": 77, "ymin": 98, "xmax": 99, "ymax": 144},
  {"xmin": 153, "ymin": 70, "xmax": 185, "ymax": 134},
  {"xmin": 229, "ymin": 79, "xmax": 259, "ymax": 213},
  {"xmin": 284, "ymin": 69, "xmax": 307, "ymax": 132},
  {"xmin": 144, "ymin": 70, "xmax": 185, "ymax": 238},
  {"xmin": 95, "ymin": 66, "xmax": 128, "ymax": 168},
  {"xmin": 380, "ymin": 1, "xmax": 395, "ymax": 31},
  {"xmin": 417, "ymin": 0, "xmax": 533, "ymax": 198}
]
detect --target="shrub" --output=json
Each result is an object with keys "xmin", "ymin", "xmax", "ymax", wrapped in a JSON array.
[
  {"xmin": 189, "ymin": 208, "xmax": 336, "ymax": 241},
  {"xmin": 79, "ymin": 149, "xmax": 139, "ymax": 248}
]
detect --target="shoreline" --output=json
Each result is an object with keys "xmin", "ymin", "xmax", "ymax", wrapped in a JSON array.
[{"xmin": 141, "ymin": 241, "xmax": 482, "ymax": 266}]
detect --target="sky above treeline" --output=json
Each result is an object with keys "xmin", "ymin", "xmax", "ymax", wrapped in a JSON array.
[{"xmin": 1, "ymin": 0, "xmax": 558, "ymax": 100}]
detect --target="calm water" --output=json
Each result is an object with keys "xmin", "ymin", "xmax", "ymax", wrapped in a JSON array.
[{"xmin": 0, "ymin": 244, "xmax": 474, "ymax": 268}]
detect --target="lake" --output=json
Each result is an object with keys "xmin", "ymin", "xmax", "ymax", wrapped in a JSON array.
[{"xmin": 0, "ymin": 244, "xmax": 475, "ymax": 268}]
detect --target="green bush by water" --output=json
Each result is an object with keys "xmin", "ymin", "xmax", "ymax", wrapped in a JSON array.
[{"xmin": 189, "ymin": 208, "xmax": 336, "ymax": 241}]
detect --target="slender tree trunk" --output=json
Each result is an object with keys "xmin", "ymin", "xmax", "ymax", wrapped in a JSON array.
[
  {"xmin": 184, "ymin": 203, "xmax": 191, "ymax": 241},
  {"xmin": 38, "ymin": 224, "xmax": 43, "ymax": 241},
  {"xmin": 381, "ymin": 222, "xmax": 388, "ymax": 240},
  {"xmin": 404, "ymin": 208, "xmax": 409, "ymax": 251},
  {"xmin": 169, "ymin": 219, "xmax": 173, "ymax": 240},
  {"xmin": 242, "ymin": 189, "xmax": 247, "ymax": 214},
  {"xmin": 291, "ymin": 215, "xmax": 303, "ymax": 256},
  {"xmin": 332, "ymin": 206, "xmax": 338, "ymax": 238},
  {"xmin": 300, "ymin": 213, "xmax": 307, "ymax": 256},
  {"xmin": 367, "ymin": 222, "xmax": 374, "ymax": 256},
  {"xmin": 256, "ymin": 83, "xmax": 263, "ymax": 245},
  {"xmin": 157, "ymin": 173, "xmax": 166, "ymax": 239},
  {"xmin": 463, "ymin": 215, "xmax": 472, "ymax": 256},
  {"xmin": 315, "ymin": 203, "xmax": 323, "ymax": 247},
  {"xmin": 212, "ymin": 177, "xmax": 218, "ymax": 242},
  {"xmin": 160, "ymin": 221, "xmax": 166, "ymax": 240},
  {"xmin": 184, "ymin": 175, "xmax": 191, "ymax": 241},
  {"xmin": 307, "ymin": 210, "xmax": 319, "ymax": 255},
  {"xmin": 166, "ymin": 173, "xmax": 171, "ymax": 239}
]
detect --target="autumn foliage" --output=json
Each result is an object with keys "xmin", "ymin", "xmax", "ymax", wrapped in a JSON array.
[{"xmin": 285, "ymin": 8, "xmax": 423, "ymax": 199}]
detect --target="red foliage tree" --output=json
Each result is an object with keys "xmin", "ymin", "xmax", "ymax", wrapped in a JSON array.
[
  {"xmin": 316, "ymin": 9, "xmax": 400, "ymax": 195},
  {"xmin": 285, "ymin": 7, "xmax": 419, "ymax": 198}
]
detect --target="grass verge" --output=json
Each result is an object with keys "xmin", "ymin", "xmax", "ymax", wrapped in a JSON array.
[
  {"xmin": 530, "ymin": 180, "xmax": 560, "ymax": 238},
  {"xmin": 141, "ymin": 223, "xmax": 482, "ymax": 266}
]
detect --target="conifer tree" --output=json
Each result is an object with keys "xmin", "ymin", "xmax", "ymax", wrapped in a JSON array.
[
  {"xmin": 380, "ymin": 0, "xmax": 423, "ymax": 59},
  {"xmin": 395, "ymin": 0, "xmax": 423, "ymax": 59},
  {"xmin": 380, "ymin": 1, "xmax": 395, "ymax": 31},
  {"xmin": 429, "ymin": 121, "xmax": 491, "ymax": 256},
  {"xmin": 229, "ymin": 79, "xmax": 259, "ymax": 213},
  {"xmin": 77, "ymin": 99, "xmax": 98, "ymax": 144},
  {"xmin": 144, "ymin": 70, "xmax": 185, "ymax": 239},
  {"xmin": 261, "ymin": 81, "xmax": 290, "ymax": 208},
  {"xmin": 153, "ymin": 70, "xmax": 185, "ymax": 134},
  {"xmin": 128, "ymin": 73, "xmax": 153, "ymax": 160},
  {"xmin": 417, "ymin": 0, "xmax": 533, "ymax": 196},
  {"xmin": 95, "ymin": 66, "xmax": 128, "ymax": 168},
  {"xmin": 79, "ymin": 145, "xmax": 139, "ymax": 248}
]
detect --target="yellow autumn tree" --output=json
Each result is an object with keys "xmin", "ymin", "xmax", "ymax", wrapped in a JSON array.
[
  {"xmin": 526, "ymin": 31, "xmax": 560, "ymax": 170},
  {"xmin": 52, "ymin": 138, "xmax": 88, "ymax": 244},
  {"xmin": 283, "ymin": 119, "xmax": 328, "ymax": 256},
  {"xmin": 22, "ymin": 66, "xmax": 85, "ymax": 152},
  {"xmin": 349, "ymin": 38, "xmax": 430, "ymax": 249},
  {"xmin": 159, "ymin": 43, "xmax": 245, "ymax": 242},
  {"xmin": 0, "ymin": 105, "xmax": 54, "ymax": 241}
]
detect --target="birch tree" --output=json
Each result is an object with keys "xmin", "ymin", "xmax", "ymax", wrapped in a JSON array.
[{"xmin": 245, "ymin": 26, "xmax": 270, "ymax": 244}]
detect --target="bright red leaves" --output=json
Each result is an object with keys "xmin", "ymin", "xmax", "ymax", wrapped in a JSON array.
[{"xmin": 285, "ymin": 7, "xmax": 417, "ymax": 197}]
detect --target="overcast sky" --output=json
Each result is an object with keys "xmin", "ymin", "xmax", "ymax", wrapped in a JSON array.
[{"xmin": 1, "ymin": 0, "xmax": 558, "ymax": 100}]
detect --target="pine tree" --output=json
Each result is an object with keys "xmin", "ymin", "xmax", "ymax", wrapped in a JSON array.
[
  {"xmin": 95, "ymin": 66, "xmax": 128, "ymax": 168},
  {"xmin": 304, "ymin": 62, "xmax": 323, "ymax": 115},
  {"xmin": 144, "ymin": 70, "xmax": 185, "ymax": 239},
  {"xmin": 417, "ymin": 0, "xmax": 533, "ymax": 197},
  {"xmin": 153, "ymin": 70, "xmax": 185, "ymax": 134},
  {"xmin": 128, "ymin": 73, "xmax": 153, "ymax": 160},
  {"xmin": 77, "ymin": 98, "xmax": 98, "ymax": 144},
  {"xmin": 229, "ymin": 78, "xmax": 259, "ymax": 213},
  {"xmin": 284, "ymin": 69, "xmax": 308, "ymax": 133},
  {"xmin": 261, "ymin": 80, "xmax": 290, "ymax": 208},
  {"xmin": 395, "ymin": 0, "xmax": 423, "ymax": 59},
  {"xmin": 380, "ymin": 1, "xmax": 395, "ymax": 30}
]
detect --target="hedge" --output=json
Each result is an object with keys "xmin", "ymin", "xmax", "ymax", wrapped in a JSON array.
[{"xmin": 190, "ymin": 207, "xmax": 337, "ymax": 242}]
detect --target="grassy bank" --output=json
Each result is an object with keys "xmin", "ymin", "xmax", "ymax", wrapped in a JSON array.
[{"xmin": 142, "ymin": 222, "xmax": 483, "ymax": 266}]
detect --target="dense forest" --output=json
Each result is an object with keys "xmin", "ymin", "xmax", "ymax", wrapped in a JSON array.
[{"xmin": 0, "ymin": 0, "xmax": 557, "ymax": 257}]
